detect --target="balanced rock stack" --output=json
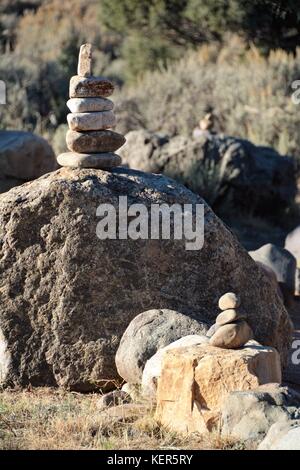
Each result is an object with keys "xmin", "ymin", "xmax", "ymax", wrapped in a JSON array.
[
  {"xmin": 57, "ymin": 44, "xmax": 125, "ymax": 169},
  {"xmin": 207, "ymin": 292, "xmax": 254, "ymax": 348}
]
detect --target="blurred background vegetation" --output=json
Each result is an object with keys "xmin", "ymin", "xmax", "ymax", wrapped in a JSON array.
[{"xmin": 0, "ymin": 0, "xmax": 300, "ymax": 166}]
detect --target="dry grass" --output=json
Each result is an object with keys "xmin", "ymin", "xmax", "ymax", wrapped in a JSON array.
[{"xmin": 0, "ymin": 388, "xmax": 246, "ymax": 450}]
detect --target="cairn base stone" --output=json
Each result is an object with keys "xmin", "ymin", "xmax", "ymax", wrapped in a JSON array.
[
  {"xmin": 69, "ymin": 75, "xmax": 114, "ymax": 98},
  {"xmin": 57, "ymin": 152, "xmax": 121, "ymax": 169}
]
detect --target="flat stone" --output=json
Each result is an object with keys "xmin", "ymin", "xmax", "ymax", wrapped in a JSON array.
[
  {"xmin": 155, "ymin": 342, "xmax": 281, "ymax": 434},
  {"xmin": 216, "ymin": 309, "xmax": 244, "ymax": 326},
  {"xmin": 77, "ymin": 43, "xmax": 92, "ymax": 77},
  {"xmin": 218, "ymin": 292, "xmax": 240, "ymax": 310},
  {"xmin": 69, "ymin": 75, "xmax": 114, "ymax": 98},
  {"xmin": 66, "ymin": 130, "xmax": 125, "ymax": 153},
  {"xmin": 67, "ymin": 97, "xmax": 114, "ymax": 113},
  {"xmin": 57, "ymin": 152, "xmax": 121, "ymax": 169},
  {"xmin": 67, "ymin": 111, "xmax": 116, "ymax": 131},
  {"xmin": 209, "ymin": 320, "xmax": 253, "ymax": 348}
]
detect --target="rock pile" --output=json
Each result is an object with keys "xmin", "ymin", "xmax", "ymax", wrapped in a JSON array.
[
  {"xmin": 208, "ymin": 292, "xmax": 254, "ymax": 348},
  {"xmin": 57, "ymin": 44, "xmax": 125, "ymax": 169}
]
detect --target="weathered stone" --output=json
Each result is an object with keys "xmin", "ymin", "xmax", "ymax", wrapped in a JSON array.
[
  {"xmin": 0, "ymin": 130, "xmax": 56, "ymax": 181},
  {"xmin": 67, "ymin": 97, "xmax": 114, "ymax": 113},
  {"xmin": 116, "ymin": 310, "xmax": 209, "ymax": 385},
  {"xmin": 119, "ymin": 130, "xmax": 296, "ymax": 217},
  {"xmin": 0, "ymin": 168, "xmax": 291, "ymax": 390},
  {"xmin": 69, "ymin": 75, "xmax": 114, "ymax": 98},
  {"xmin": 209, "ymin": 321, "xmax": 253, "ymax": 349},
  {"xmin": 77, "ymin": 43, "xmax": 92, "ymax": 77},
  {"xmin": 97, "ymin": 390, "xmax": 131, "ymax": 411},
  {"xmin": 66, "ymin": 130, "xmax": 125, "ymax": 153},
  {"xmin": 141, "ymin": 335, "xmax": 209, "ymax": 399},
  {"xmin": 155, "ymin": 342, "xmax": 282, "ymax": 434},
  {"xmin": 258, "ymin": 418, "xmax": 300, "ymax": 450},
  {"xmin": 221, "ymin": 383, "xmax": 300, "ymax": 443},
  {"xmin": 218, "ymin": 292, "xmax": 240, "ymax": 311},
  {"xmin": 57, "ymin": 152, "xmax": 121, "ymax": 169},
  {"xmin": 255, "ymin": 261, "xmax": 283, "ymax": 301},
  {"xmin": 67, "ymin": 111, "xmax": 116, "ymax": 132},
  {"xmin": 216, "ymin": 309, "xmax": 244, "ymax": 326},
  {"xmin": 249, "ymin": 243, "xmax": 297, "ymax": 295}
]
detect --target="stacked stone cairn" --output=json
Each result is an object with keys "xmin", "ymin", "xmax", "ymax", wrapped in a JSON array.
[
  {"xmin": 207, "ymin": 292, "xmax": 254, "ymax": 348},
  {"xmin": 57, "ymin": 44, "xmax": 125, "ymax": 169}
]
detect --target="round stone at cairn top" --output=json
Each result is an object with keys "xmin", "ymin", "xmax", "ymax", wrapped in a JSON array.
[
  {"xmin": 57, "ymin": 43, "xmax": 125, "ymax": 170},
  {"xmin": 218, "ymin": 292, "xmax": 240, "ymax": 311}
]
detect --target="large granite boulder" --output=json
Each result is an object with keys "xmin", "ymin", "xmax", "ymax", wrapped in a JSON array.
[
  {"xmin": 0, "ymin": 130, "xmax": 57, "ymax": 193},
  {"xmin": 0, "ymin": 167, "xmax": 292, "ymax": 391},
  {"xmin": 119, "ymin": 130, "xmax": 296, "ymax": 215}
]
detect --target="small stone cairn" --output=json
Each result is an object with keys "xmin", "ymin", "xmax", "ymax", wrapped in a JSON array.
[
  {"xmin": 57, "ymin": 43, "xmax": 125, "ymax": 169},
  {"xmin": 207, "ymin": 292, "xmax": 254, "ymax": 348}
]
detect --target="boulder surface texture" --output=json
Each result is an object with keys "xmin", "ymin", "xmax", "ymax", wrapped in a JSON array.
[{"xmin": 0, "ymin": 167, "xmax": 292, "ymax": 390}]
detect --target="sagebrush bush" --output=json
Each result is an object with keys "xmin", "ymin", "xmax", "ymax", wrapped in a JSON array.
[{"xmin": 118, "ymin": 36, "xmax": 300, "ymax": 167}]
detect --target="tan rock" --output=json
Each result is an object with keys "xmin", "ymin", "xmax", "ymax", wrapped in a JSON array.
[
  {"xmin": 66, "ymin": 129, "xmax": 125, "ymax": 153},
  {"xmin": 69, "ymin": 75, "xmax": 114, "ymax": 98},
  {"xmin": 57, "ymin": 152, "xmax": 121, "ymax": 169},
  {"xmin": 209, "ymin": 320, "xmax": 253, "ymax": 348},
  {"xmin": 218, "ymin": 292, "xmax": 240, "ymax": 310},
  {"xmin": 216, "ymin": 309, "xmax": 244, "ymax": 326},
  {"xmin": 77, "ymin": 43, "xmax": 92, "ymax": 77},
  {"xmin": 155, "ymin": 342, "xmax": 281, "ymax": 435},
  {"xmin": 67, "ymin": 111, "xmax": 116, "ymax": 132},
  {"xmin": 67, "ymin": 97, "xmax": 114, "ymax": 113}
]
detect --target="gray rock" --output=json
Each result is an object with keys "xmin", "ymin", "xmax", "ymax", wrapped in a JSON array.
[
  {"xmin": 216, "ymin": 309, "xmax": 244, "ymax": 326},
  {"xmin": 141, "ymin": 334, "xmax": 209, "ymax": 399},
  {"xmin": 69, "ymin": 75, "xmax": 114, "ymax": 98},
  {"xmin": 67, "ymin": 111, "xmax": 116, "ymax": 132},
  {"xmin": 116, "ymin": 310, "xmax": 209, "ymax": 385},
  {"xmin": 221, "ymin": 383, "xmax": 300, "ymax": 444},
  {"xmin": 258, "ymin": 419, "xmax": 300, "ymax": 450},
  {"xmin": 206, "ymin": 323, "xmax": 220, "ymax": 338},
  {"xmin": 285, "ymin": 226, "xmax": 300, "ymax": 295},
  {"xmin": 285, "ymin": 225, "xmax": 300, "ymax": 262},
  {"xmin": 57, "ymin": 152, "xmax": 121, "ymax": 169},
  {"xmin": 0, "ymin": 167, "xmax": 292, "ymax": 391},
  {"xmin": 67, "ymin": 97, "xmax": 114, "ymax": 113},
  {"xmin": 66, "ymin": 130, "xmax": 125, "ymax": 154},
  {"xmin": 97, "ymin": 390, "xmax": 131, "ymax": 411},
  {"xmin": 249, "ymin": 243, "xmax": 297, "ymax": 298},
  {"xmin": 119, "ymin": 130, "xmax": 296, "ymax": 216},
  {"xmin": 0, "ymin": 130, "xmax": 56, "ymax": 181},
  {"xmin": 209, "ymin": 320, "xmax": 253, "ymax": 349}
]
